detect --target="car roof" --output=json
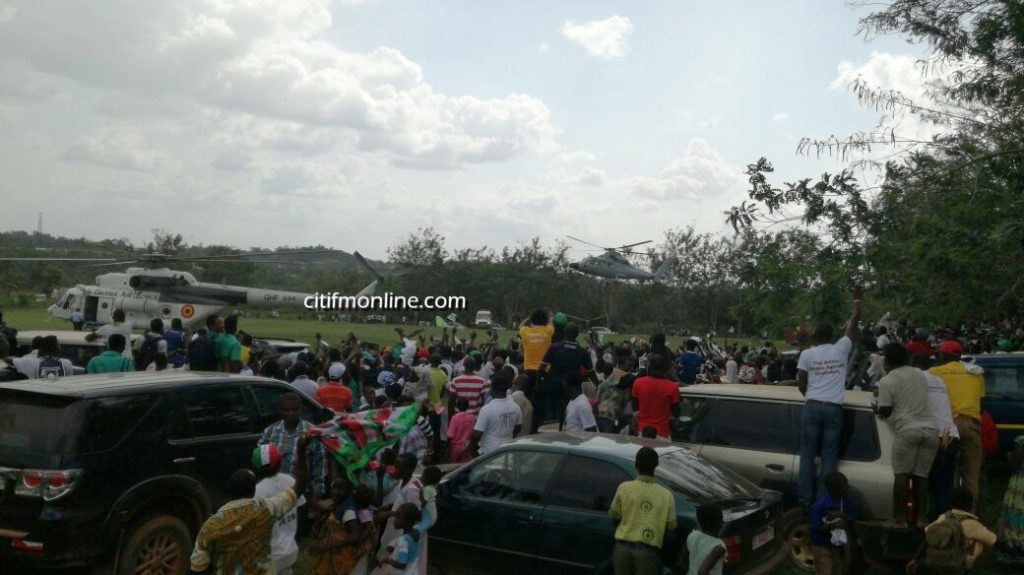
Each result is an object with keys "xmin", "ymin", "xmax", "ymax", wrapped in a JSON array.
[
  {"xmin": 508, "ymin": 432, "xmax": 684, "ymax": 460},
  {"xmin": 680, "ymin": 383, "xmax": 874, "ymax": 409},
  {"xmin": 966, "ymin": 352, "xmax": 1024, "ymax": 363},
  {"xmin": 0, "ymin": 372, "xmax": 285, "ymax": 399},
  {"xmin": 15, "ymin": 330, "xmax": 139, "ymax": 345}
]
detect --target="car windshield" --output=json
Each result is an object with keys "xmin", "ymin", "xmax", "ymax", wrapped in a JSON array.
[{"xmin": 655, "ymin": 449, "xmax": 761, "ymax": 503}]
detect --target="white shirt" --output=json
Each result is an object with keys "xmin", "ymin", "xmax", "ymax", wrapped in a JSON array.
[
  {"xmin": 289, "ymin": 376, "xmax": 318, "ymax": 400},
  {"xmin": 564, "ymin": 393, "xmax": 597, "ymax": 432},
  {"xmin": 474, "ymin": 395, "xmax": 523, "ymax": 454},
  {"xmin": 401, "ymin": 337, "xmax": 417, "ymax": 366},
  {"xmin": 920, "ymin": 369, "xmax": 960, "ymax": 439},
  {"xmin": 253, "ymin": 473, "xmax": 301, "ymax": 571},
  {"xmin": 133, "ymin": 331, "xmax": 169, "ymax": 356},
  {"xmin": 797, "ymin": 336, "xmax": 853, "ymax": 404},
  {"xmin": 96, "ymin": 322, "xmax": 133, "ymax": 358},
  {"xmin": 876, "ymin": 334, "xmax": 891, "ymax": 350},
  {"xmin": 725, "ymin": 359, "xmax": 738, "ymax": 384}
]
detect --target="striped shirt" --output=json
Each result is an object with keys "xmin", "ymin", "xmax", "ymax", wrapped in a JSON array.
[
  {"xmin": 449, "ymin": 373, "xmax": 489, "ymax": 414},
  {"xmin": 258, "ymin": 420, "xmax": 328, "ymax": 497},
  {"xmin": 399, "ymin": 416, "xmax": 434, "ymax": 465}
]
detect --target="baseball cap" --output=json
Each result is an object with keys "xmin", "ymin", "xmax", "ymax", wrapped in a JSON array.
[
  {"xmin": 938, "ymin": 340, "xmax": 963, "ymax": 357},
  {"xmin": 251, "ymin": 444, "xmax": 281, "ymax": 469},
  {"xmin": 553, "ymin": 312, "xmax": 567, "ymax": 327},
  {"xmin": 328, "ymin": 363, "xmax": 346, "ymax": 380}
]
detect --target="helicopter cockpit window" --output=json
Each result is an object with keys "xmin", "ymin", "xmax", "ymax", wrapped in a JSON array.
[{"xmin": 58, "ymin": 292, "xmax": 71, "ymax": 310}]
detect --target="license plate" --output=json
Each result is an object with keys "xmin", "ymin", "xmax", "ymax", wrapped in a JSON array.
[{"xmin": 752, "ymin": 524, "xmax": 775, "ymax": 550}]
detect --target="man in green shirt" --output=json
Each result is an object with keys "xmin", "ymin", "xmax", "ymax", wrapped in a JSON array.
[
  {"xmin": 87, "ymin": 334, "xmax": 136, "ymax": 374},
  {"xmin": 218, "ymin": 315, "xmax": 243, "ymax": 373},
  {"xmin": 609, "ymin": 447, "xmax": 682, "ymax": 575}
]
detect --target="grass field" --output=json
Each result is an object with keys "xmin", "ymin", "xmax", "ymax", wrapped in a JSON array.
[{"xmin": 1, "ymin": 303, "xmax": 790, "ymax": 353}]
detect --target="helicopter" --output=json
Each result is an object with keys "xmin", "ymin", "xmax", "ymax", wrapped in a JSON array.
[
  {"xmin": 566, "ymin": 236, "xmax": 673, "ymax": 282},
  {"xmin": 2, "ymin": 250, "xmax": 383, "ymax": 330}
]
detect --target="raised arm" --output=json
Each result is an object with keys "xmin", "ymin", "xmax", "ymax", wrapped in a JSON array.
[{"xmin": 845, "ymin": 285, "xmax": 864, "ymax": 342}]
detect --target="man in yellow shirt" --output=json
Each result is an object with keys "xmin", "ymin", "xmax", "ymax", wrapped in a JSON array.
[
  {"xmin": 929, "ymin": 340, "xmax": 985, "ymax": 508},
  {"xmin": 519, "ymin": 309, "xmax": 554, "ymax": 427},
  {"xmin": 609, "ymin": 447, "xmax": 682, "ymax": 575}
]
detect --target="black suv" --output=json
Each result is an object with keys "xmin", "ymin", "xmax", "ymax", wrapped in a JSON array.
[{"xmin": 0, "ymin": 372, "xmax": 329, "ymax": 574}]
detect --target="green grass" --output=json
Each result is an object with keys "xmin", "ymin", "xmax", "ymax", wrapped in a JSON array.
[{"xmin": 2, "ymin": 303, "xmax": 790, "ymax": 352}]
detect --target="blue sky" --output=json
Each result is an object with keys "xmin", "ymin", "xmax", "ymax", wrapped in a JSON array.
[{"xmin": 0, "ymin": 1, "xmax": 936, "ymax": 259}]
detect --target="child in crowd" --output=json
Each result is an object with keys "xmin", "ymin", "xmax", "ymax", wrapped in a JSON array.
[
  {"xmin": 315, "ymin": 477, "xmax": 375, "ymax": 575},
  {"xmin": 414, "ymin": 466, "xmax": 442, "ymax": 574},
  {"xmin": 371, "ymin": 503, "xmax": 422, "ymax": 575},
  {"xmin": 446, "ymin": 398, "xmax": 476, "ymax": 463},
  {"xmin": 680, "ymin": 503, "xmax": 726, "ymax": 575},
  {"xmin": 810, "ymin": 472, "xmax": 855, "ymax": 575}
]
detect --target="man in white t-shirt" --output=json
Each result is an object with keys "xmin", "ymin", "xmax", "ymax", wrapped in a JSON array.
[
  {"xmin": 796, "ymin": 287, "xmax": 862, "ymax": 506},
  {"xmin": 875, "ymin": 343, "xmax": 938, "ymax": 527},
  {"xmin": 468, "ymin": 376, "xmax": 523, "ymax": 456},
  {"xmin": 564, "ymin": 379, "xmax": 598, "ymax": 432},
  {"xmin": 86, "ymin": 309, "xmax": 133, "ymax": 358},
  {"xmin": 913, "ymin": 352, "xmax": 960, "ymax": 519},
  {"xmin": 252, "ymin": 444, "xmax": 302, "ymax": 575},
  {"xmin": 724, "ymin": 356, "xmax": 738, "ymax": 384}
]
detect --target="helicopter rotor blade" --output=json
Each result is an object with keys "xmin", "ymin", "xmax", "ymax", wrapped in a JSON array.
[
  {"xmin": 615, "ymin": 240, "xmax": 654, "ymax": 251},
  {"xmin": 161, "ymin": 249, "xmax": 347, "ymax": 262},
  {"xmin": 566, "ymin": 236, "xmax": 609, "ymax": 250},
  {"xmin": 86, "ymin": 260, "xmax": 140, "ymax": 268},
  {"xmin": 0, "ymin": 257, "xmax": 121, "ymax": 262}
]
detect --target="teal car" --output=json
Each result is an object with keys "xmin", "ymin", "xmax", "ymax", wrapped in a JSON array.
[{"xmin": 431, "ymin": 433, "xmax": 787, "ymax": 575}]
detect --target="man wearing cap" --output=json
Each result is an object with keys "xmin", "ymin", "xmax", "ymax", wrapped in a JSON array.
[
  {"xmin": 252, "ymin": 445, "xmax": 302, "ymax": 575},
  {"xmin": 906, "ymin": 328, "xmax": 932, "ymax": 357},
  {"xmin": 317, "ymin": 363, "xmax": 353, "ymax": 414},
  {"xmin": 929, "ymin": 339, "xmax": 986, "ymax": 508},
  {"xmin": 796, "ymin": 286, "xmax": 863, "ymax": 506},
  {"xmin": 191, "ymin": 437, "xmax": 313, "ymax": 574}
]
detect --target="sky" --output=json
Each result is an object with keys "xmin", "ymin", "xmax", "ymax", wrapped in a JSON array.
[{"xmin": 0, "ymin": 0, "xmax": 940, "ymax": 260}]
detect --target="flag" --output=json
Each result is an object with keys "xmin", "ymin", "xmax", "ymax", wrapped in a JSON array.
[
  {"xmin": 306, "ymin": 403, "xmax": 422, "ymax": 483},
  {"xmin": 435, "ymin": 315, "xmax": 448, "ymax": 327}
]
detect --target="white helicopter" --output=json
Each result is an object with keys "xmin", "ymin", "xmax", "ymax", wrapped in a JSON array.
[{"xmin": 4, "ymin": 250, "xmax": 382, "ymax": 329}]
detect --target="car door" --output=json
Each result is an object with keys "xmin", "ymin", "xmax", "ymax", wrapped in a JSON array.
[
  {"xmin": 977, "ymin": 359, "xmax": 1024, "ymax": 453},
  {"xmin": 537, "ymin": 454, "xmax": 632, "ymax": 575},
  {"xmin": 168, "ymin": 385, "xmax": 258, "ymax": 508},
  {"xmin": 699, "ymin": 398, "xmax": 797, "ymax": 499},
  {"xmin": 433, "ymin": 449, "xmax": 563, "ymax": 575}
]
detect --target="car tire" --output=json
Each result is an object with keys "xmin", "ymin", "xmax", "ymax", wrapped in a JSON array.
[
  {"xmin": 117, "ymin": 514, "xmax": 191, "ymax": 575},
  {"xmin": 783, "ymin": 507, "xmax": 815, "ymax": 572}
]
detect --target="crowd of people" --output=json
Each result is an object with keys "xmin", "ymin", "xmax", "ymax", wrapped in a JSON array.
[{"xmin": 0, "ymin": 302, "xmax": 1022, "ymax": 575}]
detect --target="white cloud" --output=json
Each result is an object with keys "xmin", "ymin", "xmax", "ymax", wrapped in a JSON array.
[
  {"xmin": 576, "ymin": 166, "xmax": 608, "ymax": 186},
  {"xmin": 0, "ymin": 0, "xmax": 554, "ymax": 170},
  {"xmin": 625, "ymin": 139, "xmax": 741, "ymax": 201},
  {"xmin": 561, "ymin": 16, "xmax": 633, "ymax": 60},
  {"xmin": 62, "ymin": 129, "xmax": 169, "ymax": 171},
  {"xmin": 772, "ymin": 112, "xmax": 788, "ymax": 123}
]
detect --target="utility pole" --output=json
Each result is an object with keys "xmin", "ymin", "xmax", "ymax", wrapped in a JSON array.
[{"xmin": 36, "ymin": 212, "xmax": 42, "ymax": 235}]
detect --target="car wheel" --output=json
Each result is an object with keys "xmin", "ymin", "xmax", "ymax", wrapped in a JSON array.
[
  {"xmin": 117, "ymin": 514, "xmax": 191, "ymax": 575},
  {"xmin": 783, "ymin": 507, "xmax": 815, "ymax": 572}
]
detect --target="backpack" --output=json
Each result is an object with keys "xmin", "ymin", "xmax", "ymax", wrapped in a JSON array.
[
  {"xmin": 188, "ymin": 333, "xmax": 219, "ymax": 371},
  {"xmin": 138, "ymin": 333, "xmax": 163, "ymax": 370},
  {"xmin": 925, "ymin": 511, "xmax": 969, "ymax": 569},
  {"xmin": 38, "ymin": 356, "xmax": 71, "ymax": 379}
]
